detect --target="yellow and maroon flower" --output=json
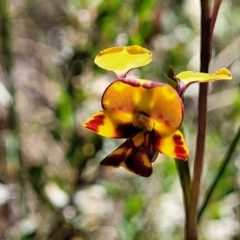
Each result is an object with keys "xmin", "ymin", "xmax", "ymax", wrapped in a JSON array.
[
  {"xmin": 83, "ymin": 78, "xmax": 189, "ymax": 177},
  {"xmin": 83, "ymin": 45, "xmax": 232, "ymax": 177}
]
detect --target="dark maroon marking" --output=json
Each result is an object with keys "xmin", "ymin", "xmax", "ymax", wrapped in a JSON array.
[
  {"xmin": 142, "ymin": 81, "xmax": 163, "ymax": 89},
  {"xmin": 174, "ymin": 145, "xmax": 187, "ymax": 160},
  {"xmin": 174, "ymin": 146, "xmax": 186, "ymax": 154},
  {"xmin": 120, "ymin": 78, "xmax": 141, "ymax": 87},
  {"xmin": 173, "ymin": 135, "xmax": 184, "ymax": 145},
  {"xmin": 85, "ymin": 114, "xmax": 104, "ymax": 132},
  {"xmin": 115, "ymin": 124, "xmax": 139, "ymax": 138},
  {"xmin": 124, "ymin": 133, "xmax": 153, "ymax": 177},
  {"xmin": 176, "ymin": 153, "xmax": 187, "ymax": 160},
  {"xmin": 124, "ymin": 146, "xmax": 152, "ymax": 177},
  {"xmin": 142, "ymin": 132, "xmax": 150, "ymax": 148},
  {"xmin": 100, "ymin": 153, "xmax": 124, "ymax": 167},
  {"xmin": 173, "ymin": 134, "xmax": 187, "ymax": 159},
  {"xmin": 152, "ymin": 130, "xmax": 161, "ymax": 148},
  {"xmin": 101, "ymin": 132, "xmax": 153, "ymax": 177},
  {"xmin": 100, "ymin": 140, "xmax": 130, "ymax": 167},
  {"xmin": 173, "ymin": 135, "xmax": 181, "ymax": 141}
]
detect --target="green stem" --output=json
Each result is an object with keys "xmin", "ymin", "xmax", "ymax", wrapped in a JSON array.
[
  {"xmin": 186, "ymin": 0, "xmax": 211, "ymax": 239},
  {"xmin": 1, "ymin": 0, "xmax": 25, "ymax": 212},
  {"xmin": 0, "ymin": 0, "xmax": 16, "ymax": 127},
  {"xmin": 175, "ymin": 159, "xmax": 191, "ymax": 217},
  {"xmin": 198, "ymin": 126, "xmax": 240, "ymax": 221},
  {"xmin": 0, "ymin": 0, "xmax": 12, "ymax": 73}
]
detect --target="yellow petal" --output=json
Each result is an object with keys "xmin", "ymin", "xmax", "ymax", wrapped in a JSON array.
[
  {"xmin": 175, "ymin": 68, "xmax": 232, "ymax": 84},
  {"xmin": 100, "ymin": 132, "xmax": 155, "ymax": 177},
  {"xmin": 153, "ymin": 129, "xmax": 189, "ymax": 160},
  {"xmin": 94, "ymin": 45, "xmax": 152, "ymax": 76},
  {"xmin": 102, "ymin": 79, "xmax": 183, "ymax": 133},
  {"xmin": 83, "ymin": 110, "xmax": 138, "ymax": 138}
]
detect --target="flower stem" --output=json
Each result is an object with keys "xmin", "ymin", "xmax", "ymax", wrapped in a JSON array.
[
  {"xmin": 1, "ymin": 0, "xmax": 26, "ymax": 212},
  {"xmin": 186, "ymin": 0, "xmax": 211, "ymax": 239},
  {"xmin": 175, "ymin": 159, "xmax": 191, "ymax": 218},
  {"xmin": 198, "ymin": 126, "xmax": 240, "ymax": 221},
  {"xmin": 210, "ymin": 0, "xmax": 222, "ymax": 40},
  {"xmin": 0, "ymin": 0, "xmax": 17, "ymax": 128}
]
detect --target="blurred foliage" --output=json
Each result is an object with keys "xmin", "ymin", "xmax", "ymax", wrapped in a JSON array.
[{"xmin": 0, "ymin": 0, "xmax": 240, "ymax": 239}]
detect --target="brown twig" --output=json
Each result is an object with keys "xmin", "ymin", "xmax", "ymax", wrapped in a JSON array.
[
  {"xmin": 186, "ymin": 0, "xmax": 211, "ymax": 239},
  {"xmin": 186, "ymin": 0, "xmax": 223, "ymax": 239}
]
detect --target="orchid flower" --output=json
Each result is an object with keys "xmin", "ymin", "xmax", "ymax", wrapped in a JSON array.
[
  {"xmin": 83, "ymin": 45, "xmax": 232, "ymax": 177},
  {"xmin": 83, "ymin": 78, "xmax": 188, "ymax": 177}
]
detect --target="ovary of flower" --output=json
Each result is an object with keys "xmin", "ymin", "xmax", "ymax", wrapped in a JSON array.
[{"xmin": 133, "ymin": 113, "xmax": 155, "ymax": 132}]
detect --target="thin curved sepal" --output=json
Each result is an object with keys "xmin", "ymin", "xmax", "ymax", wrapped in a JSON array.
[{"xmin": 175, "ymin": 68, "xmax": 232, "ymax": 97}]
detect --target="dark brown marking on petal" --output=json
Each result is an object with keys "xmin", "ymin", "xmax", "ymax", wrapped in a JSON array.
[
  {"xmin": 100, "ymin": 152, "xmax": 125, "ymax": 167},
  {"xmin": 173, "ymin": 134, "xmax": 184, "ymax": 145},
  {"xmin": 123, "ymin": 133, "xmax": 153, "ymax": 177},
  {"xmin": 100, "ymin": 139, "xmax": 131, "ymax": 167},
  {"xmin": 85, "ymin": 114, "xmax": 104, "ymax": 132},
  {"xmin": 148, "ymin": 134, "xmax": 158, "ymax": 162},
  {"xmin": 173, "ymin": 134, "xmax": 181, "ymax": 141},
  {"xmin": 124, "ymin": 148, "xmax": 152, "ymax": 177},
  {"xmin": 152, "ymin": 130, "xmax": 161, "ymax": 148},
  {"xmin": 120, "ymin": 78, "xmax": 141, "ymax": 87},
  {"xmin": 116, "ymin": 123, "xmax": 139, "ymax": 138},
  {"xmin": 142, "ymin": 132, "xmax": 152, "ymax": 147},
  {"xmin": 100, "ymin": 132, "xmax": 153, "ymax": 177}
]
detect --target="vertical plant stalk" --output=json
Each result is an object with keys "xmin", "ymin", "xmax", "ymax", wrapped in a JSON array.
[
  {"xmin": 186, "ymin": 0, "xmax": 211, "ymax": 239},
  {"xmin": 1, "ymin": 0, "xmax": 17, "ymax": 132},
  {"xmin": 210, "ymin": 0, "xmax": 222, "ymax": 40},
  {"xmin": 198, "ymin": 126, "xmax": 240, "ymax": 221},
  {"xmin": 1, "ymin": 0, "xmax": 25, "ymax": 212},
  {"xmin": 175, "ymin": 159, "xmax": 191, "ymax": 218}
]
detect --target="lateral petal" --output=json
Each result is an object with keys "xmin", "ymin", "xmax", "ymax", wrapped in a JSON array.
[
  {"xmin": 153, "ymin": 130, "xmax": 189, "ymax": 160},
  {"xmin": 175, "ymin": 68, "xmax": 232, "ymax": 84},
  {"xmin": 83, "ymin": 110, "xmax": 138, "ymax": 138},
  {"xmin": 100, "ymin": 132, "xmax": 154, "ymax": 177},
  {"xmin": 94, "ymin": 45, "xmax": 152, "ymax": 77}
]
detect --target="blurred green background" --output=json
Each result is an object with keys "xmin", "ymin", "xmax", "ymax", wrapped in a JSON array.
[{"xmin": 0, "ymin": 0, "xmax": 240, "ymax": 239}]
